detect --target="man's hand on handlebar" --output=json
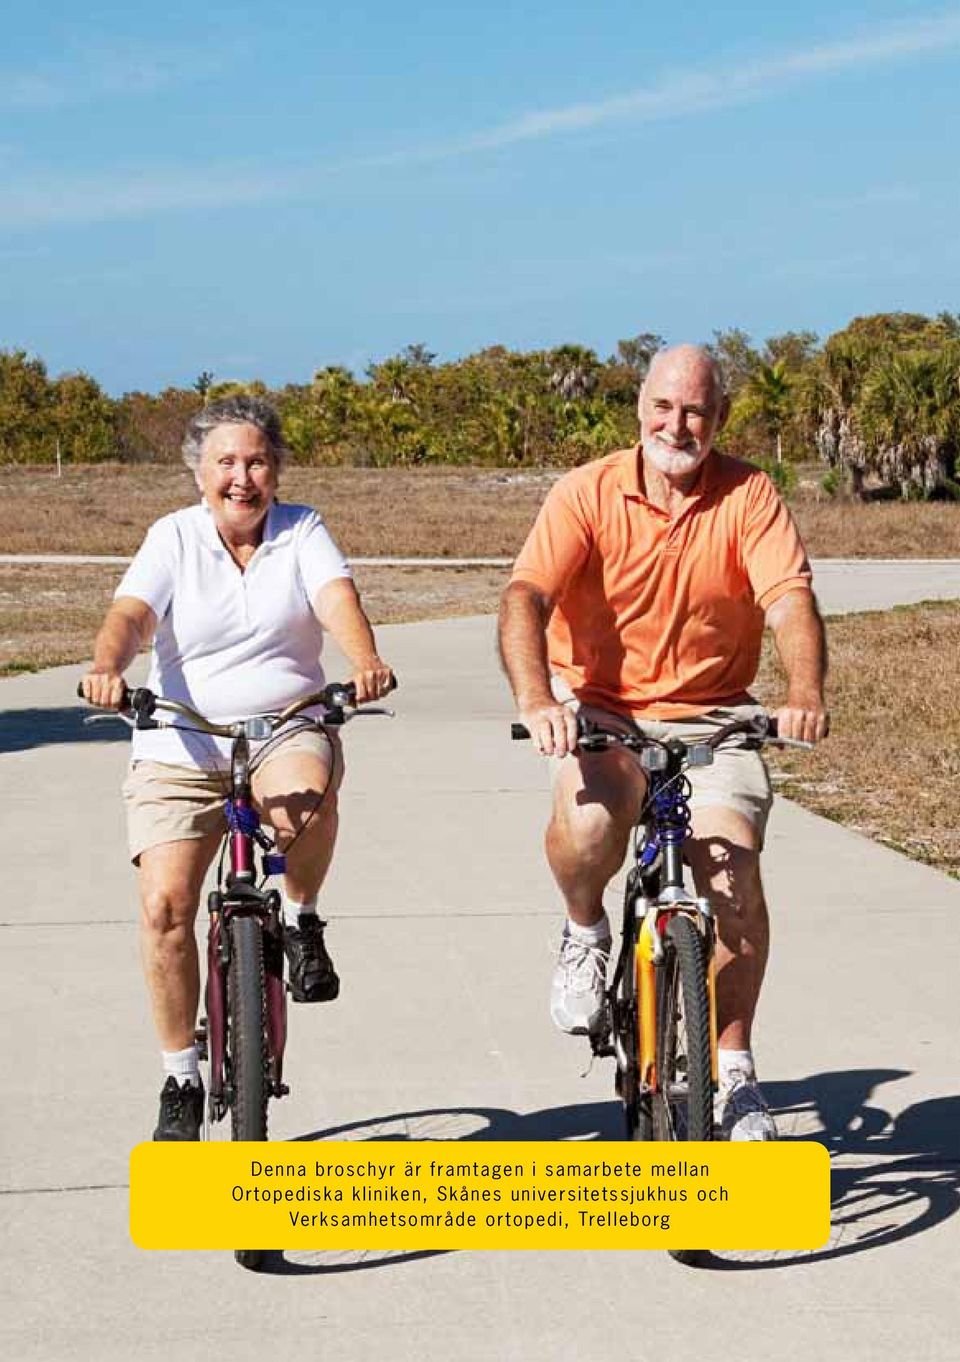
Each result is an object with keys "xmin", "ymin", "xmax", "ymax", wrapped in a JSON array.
[
  {"xmin": 79, "ymin": 669, "xmax": 128, "ymax": 710},
  {"xmin": 774, "ymin": 692, "xmax": 830, "ymax": 745},
  {"xmin": 517, "ymin": 698, "xmax": 579, "ymax": 759}
]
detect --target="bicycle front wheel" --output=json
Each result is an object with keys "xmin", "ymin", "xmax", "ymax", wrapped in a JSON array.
[
  {"xmin": 228, "ymin": 914, "xmax": 268, "ymax": 1141},
  {"xmin": 227, "ymin": 914, "xmax": 268, "ymax": 1272},
  {"xmin": 651, "ymin": 913, "xmax": 713, "ymax": 1143}
]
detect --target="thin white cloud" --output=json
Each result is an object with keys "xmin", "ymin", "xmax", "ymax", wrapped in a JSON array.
[
  {"xmin": 2, "ymin": 12, "xmax": 959, "ymax": 228},
  {"xmin": 0, "ymin": 165, "xmax": 297, "ymax": 229},
  {"xmin": 0, "ymin": 39, "xmax": 232, "ymax": 112},
  {"xmin": 435, "ymin": 10, "xmax": 960, "ymax": 154}
]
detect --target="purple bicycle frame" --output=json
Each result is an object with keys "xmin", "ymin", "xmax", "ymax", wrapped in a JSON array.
[{"xmin": 204, "ymin": 772, "xmax": 288, "ymax": 1120}]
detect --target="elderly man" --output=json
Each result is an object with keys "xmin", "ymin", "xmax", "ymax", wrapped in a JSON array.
[{"xmin": 498, "ymin": 344, "xmax": 828, "ymax": 1141}]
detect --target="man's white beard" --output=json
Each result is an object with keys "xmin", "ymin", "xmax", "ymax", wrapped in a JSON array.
[{"xmin": 642, "ymin": 433, "xmax": 707, "ymax": 480}]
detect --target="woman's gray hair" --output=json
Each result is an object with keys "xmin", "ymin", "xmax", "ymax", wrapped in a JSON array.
[{"xmin": 182, "ymin": 395, "xmax": 289, "ymax": 471}]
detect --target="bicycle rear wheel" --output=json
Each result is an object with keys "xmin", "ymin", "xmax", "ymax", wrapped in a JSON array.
[{"xmin": 227, "ymin": 913, "xmax": 268, "ymax": 1271}]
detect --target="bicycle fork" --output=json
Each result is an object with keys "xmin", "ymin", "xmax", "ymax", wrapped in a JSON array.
[
  {"xmin": 634, "ymin": 905, "xmax": 719, "ymax": 1093},
  {"xmin": 199, "ymin": 888, "xmax": 289, "ymax": 1124}
]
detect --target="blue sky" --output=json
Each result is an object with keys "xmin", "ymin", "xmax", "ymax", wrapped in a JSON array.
[{"xmin": 3, "ymin": 2, "xmax": 959, "ymax": 393}]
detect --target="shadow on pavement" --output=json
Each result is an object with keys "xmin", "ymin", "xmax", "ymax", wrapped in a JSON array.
[
  {"xmin": 252, "ymin": 1069, "xmax": 960, "ymax": 1276},
  {"xmin": 0, "ymin": 706, "xmax": 129, "ymax": 753},
  {"xmin": 700, "ymin": 1067, "xmax": 960, "ymax": 1271},
  {"xmin": 256, "ymin": 1100, "xmax": 619, "ymax": 1275}
]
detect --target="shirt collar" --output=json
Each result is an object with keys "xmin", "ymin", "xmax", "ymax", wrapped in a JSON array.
[
  {"xmin": 198, "ymin": 497, "xmax": 281, "ymax": 554},
  {"xmin": 619, "ymin": 444, "xmax": 718, "ymax": 506}
]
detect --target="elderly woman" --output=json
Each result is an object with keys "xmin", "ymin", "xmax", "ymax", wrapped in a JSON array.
[{"xmin": 81, "ymin": 395, "xmax": 393, "ymax": 1140}]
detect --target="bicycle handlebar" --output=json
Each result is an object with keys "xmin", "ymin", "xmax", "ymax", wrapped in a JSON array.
[
  {"xmin": 77, "ymin": 675, "xmax": 397, "ymax": 734},
  {"xmin": 511, "ymin": 712, "xmax": 812, "ymax": 753}
]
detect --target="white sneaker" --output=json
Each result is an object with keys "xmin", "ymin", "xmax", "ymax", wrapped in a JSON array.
[
  {"xmin": 550, "ymin": 929, "xmax": 611, "ymax": 1035},
  {"xmin": 716, "ymin": 1067, "xmax": 778, "ymax": 1141}
]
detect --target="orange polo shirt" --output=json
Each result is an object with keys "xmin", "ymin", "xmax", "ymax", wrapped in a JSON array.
[{"xmin": 511, "ymin": 446, "xmax": 813, "ymax": 719}]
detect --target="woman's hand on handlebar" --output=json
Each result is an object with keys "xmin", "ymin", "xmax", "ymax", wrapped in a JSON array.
[
  {"xmin": 350, "ymin": 658, "xmax": 396, "ymax": 705},
  {"xmin": 79, "ymin": 669, "xmax": 128, "ymax": 710}
]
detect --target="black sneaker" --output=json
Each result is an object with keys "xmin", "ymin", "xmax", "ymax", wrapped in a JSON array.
[
  {"xmin": 283, "ymin": 916, "xmax": 340, "ymax": 1003},
  {"xmin": 153, "ymin": 1076, "xmax": 204, "ymax": 1141}
]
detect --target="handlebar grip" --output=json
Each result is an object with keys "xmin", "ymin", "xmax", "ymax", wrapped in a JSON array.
[
  {"xmin": 76, "ymin": 679, "xmax": 131, "ymax": 708},
  {"xmin": 511, "ymin": 723, "xmax": 531, "ymax": 740}
]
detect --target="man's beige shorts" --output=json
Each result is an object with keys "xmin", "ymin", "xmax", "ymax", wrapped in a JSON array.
[
  {"xmin": 550, "ymin": 681, "xmax": 773, "ymax": 843},
  {"xmin": 121, "ymin": 729, "xmax": 340, "ymax": 864}
]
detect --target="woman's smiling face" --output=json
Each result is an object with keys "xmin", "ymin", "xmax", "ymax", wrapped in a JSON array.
[{"xmin": 195, "ymin": 421, "xmax": 279, "ymax": 541}]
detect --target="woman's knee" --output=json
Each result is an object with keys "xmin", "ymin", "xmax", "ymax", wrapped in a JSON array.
[
  {"xmin": 271, "ymin": 788, "xmax": 339, "ymax": 847},
  {"xmin": 140, "ymin": 884, "xmax": 197, "ymax": 940}
]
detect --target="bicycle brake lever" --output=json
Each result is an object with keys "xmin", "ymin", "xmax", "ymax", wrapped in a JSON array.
[{"xmin": 83, "ymin": 712, "xmax": 135, "ymax": 729}]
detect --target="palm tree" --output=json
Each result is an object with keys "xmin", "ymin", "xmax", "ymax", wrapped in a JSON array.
[
  {"xmin": 547, "ymin": 345, "xmax": 599, "ymax": 402},
  {"xmin": 858, "ymin": 346, "xmax": 960, "ymax": 497},
  {"xmin": 748, "ymin": 360, "xmax": 791, "ymax": 465}
]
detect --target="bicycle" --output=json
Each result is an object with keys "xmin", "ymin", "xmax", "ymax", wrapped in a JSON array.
[
  {"xmin": 80, "ymin": 679, "xmax": 393, "ymax": 1271},
  {"xmin": 513, "ymin": 710, "xmax": 805, "ymax": 1265}
]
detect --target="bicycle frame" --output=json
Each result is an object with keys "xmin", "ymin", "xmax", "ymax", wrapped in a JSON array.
[
  {"xmin": 204, "ymin": 730, "xmax": 287, "ymax": 1124},
  {"xmin": 596, "ymin": 739, "xmax": 719, "ymax": 1105}
]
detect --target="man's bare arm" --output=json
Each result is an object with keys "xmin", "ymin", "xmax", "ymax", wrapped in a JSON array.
[
  {"xmin": 497, "ymin": 580, "xmax": 578, "ymax": 757},
  {"xmin": 764, "ymin": 588, "xmax": 829, "ymax": 743},
  {"xmin": 81, "ymin": 596, "xmax": 157, "ymax": 708}
]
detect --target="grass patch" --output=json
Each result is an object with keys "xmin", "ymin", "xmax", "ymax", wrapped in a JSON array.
[
  {"xmin": 755, "ymin": 601, "xmax": 960, "ymax": 878},
  {"xmin": 4, "ymin": 464, "xmax": 960, "ymax": 559},
  {"xmin": 0, "ymin": 466, "xmax": 554, "ymax": 558}
]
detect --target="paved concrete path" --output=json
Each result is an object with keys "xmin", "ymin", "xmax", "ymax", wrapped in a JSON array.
[
  {"xmin": 811, "ymin": 558, "xmax": 960, "ymax": 613},
  {"xmin": 2, "ymin": 607, "xmax": 959, "ymax": 1362}
]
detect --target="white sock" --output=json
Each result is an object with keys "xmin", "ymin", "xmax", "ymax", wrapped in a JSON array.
[
  {"xmin": 283, "ymin": 893, "xmax": 318, "ymax": 930},
  {"xmin": 718, "ymin": 1048, "xmax": 755, "ymax": 1089},
  {"xmin": 163, "ymin": 1045, "xmax": 200, "ymax": 1088},
  {"xmin": 566, "ymin": 913, "xmax": 610, "ymax": 945}
]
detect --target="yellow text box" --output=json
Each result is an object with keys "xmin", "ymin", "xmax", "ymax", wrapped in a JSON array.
[{"xmin": 131, "ymin": 1141, "xmax": 829, "ymax": 1251}]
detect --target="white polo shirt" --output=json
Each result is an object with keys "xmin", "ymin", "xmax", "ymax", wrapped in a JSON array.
[{"xmin": 116, "ymin": 500, "xmax": 351, "ymax": 768}]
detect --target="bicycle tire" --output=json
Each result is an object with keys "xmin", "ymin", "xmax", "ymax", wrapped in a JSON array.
[
  {"xmin": 227, "ymin": 914, "xmax": 268, "ymax": 1272},
  {"xmin": 654, "ymin": 914, "xmax": 712, "ymax": 1268},
  {"xmin": 625, "ymin": 916, "xmax": 711, "ymax": 1145},
  {"xmin": 652, "ymin": 913, "xmax": 713, "ymax": 1143}
]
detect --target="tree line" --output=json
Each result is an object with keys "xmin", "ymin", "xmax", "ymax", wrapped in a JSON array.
[{"xmin": 2, "ymin": 311, "xmax": 959, "ymax": 499}]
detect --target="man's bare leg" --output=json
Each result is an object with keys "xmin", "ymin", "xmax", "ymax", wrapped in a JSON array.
[{"xmin": 546, "ymin": 749, "xmax": 646, "ymax": 1031}]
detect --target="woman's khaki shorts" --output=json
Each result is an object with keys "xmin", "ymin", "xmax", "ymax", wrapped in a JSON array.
[
  {"xmin": 550, "ymin": 681, "xmax": 773, "ymax": 844},
  {"xmin": 121, "ymin": 728, "xmax": 341, "ymax": 864}
]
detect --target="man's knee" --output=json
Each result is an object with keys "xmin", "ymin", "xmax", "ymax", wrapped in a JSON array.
[
  {"xmin": 548, "ymin": 790, "xmax": 634, "ymax": 865},
  {"xmin": 686, "ymin": 814, "xmax": 766, "ymax": 916}
]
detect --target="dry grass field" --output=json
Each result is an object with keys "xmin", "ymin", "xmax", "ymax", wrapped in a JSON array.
[
  {"xmin": 756, "ymin": 601, "xmax": 960, "ymax": 878},
  {"xmin": 2, "ymin": 463, "xmax": 960, "ymax": 558},
  {"xmin": 1, "ymin": 465, "xmax": 958, "ymax": 878},
  {"xmin": 0, "ymin": 466, "xmax": 554, "ymax": 558}
]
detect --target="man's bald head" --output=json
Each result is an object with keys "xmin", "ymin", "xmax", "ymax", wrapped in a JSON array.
[
  {"xmin": 642, "ymin": 345, "xmax": 725, "ymax": 407},
  {"xmin": 637, "ymin": 343, "xmax": 729, "ymax": 487}
]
